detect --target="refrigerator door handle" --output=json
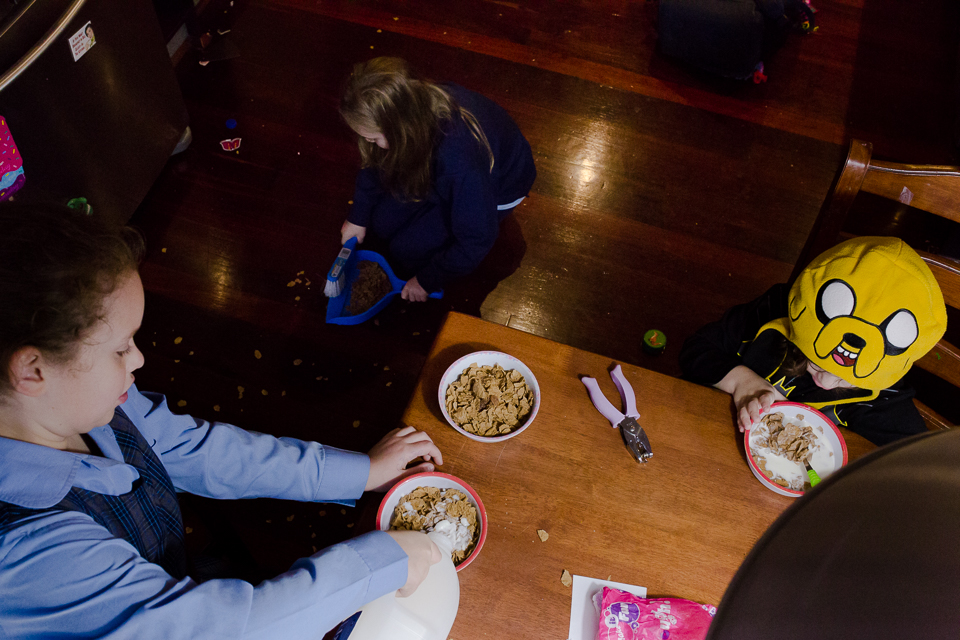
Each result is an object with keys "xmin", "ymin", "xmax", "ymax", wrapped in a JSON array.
[
  {"xmin": 0, "ymin": 0, "xmax": 42, "ymax": 41},
  {"xmin": 0, "ymin": 0, "xmax": 88, "ymax": 92}
]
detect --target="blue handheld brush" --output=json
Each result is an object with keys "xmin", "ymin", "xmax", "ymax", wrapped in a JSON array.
[{"xmin": 324, "ymin": 237, "xmax": 358, "ymax": 298}]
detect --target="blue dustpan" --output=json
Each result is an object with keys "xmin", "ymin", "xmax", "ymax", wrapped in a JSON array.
[{"xmin": 325, "ymin": 244, "xmax": 442, "ymax": 325}]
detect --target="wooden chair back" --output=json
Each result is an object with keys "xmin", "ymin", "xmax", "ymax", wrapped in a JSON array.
[{"xmin": 793, "ymin": 139, "xmax": 960, "ymax": 430}]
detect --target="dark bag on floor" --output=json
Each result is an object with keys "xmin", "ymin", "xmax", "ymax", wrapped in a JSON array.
[{"xmin": 657, "ymin": 0, "xmax": 816, "ymax": 82}]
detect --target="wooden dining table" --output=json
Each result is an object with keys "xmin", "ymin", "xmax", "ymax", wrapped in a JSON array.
[{"xmin": 396, "ymin": 311, "xmax": 876, "ymax": 639}]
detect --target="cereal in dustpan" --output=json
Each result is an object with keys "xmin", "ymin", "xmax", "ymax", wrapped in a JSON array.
[
  {"xmin": 445, "ymin": 363, "xmax": 534, "ymax": 436},
  {"xmin": 346, "ymin": 261, "xmax": 393, "ymax": 315},
  {"xmin": 390, "ymin": 487, "xmax": 479, "ymax": 564}
]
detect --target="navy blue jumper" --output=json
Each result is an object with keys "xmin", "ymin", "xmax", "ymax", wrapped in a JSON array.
[{"xmin": 347, "ymin": 84, "xmax": 536, "ymax": 293}]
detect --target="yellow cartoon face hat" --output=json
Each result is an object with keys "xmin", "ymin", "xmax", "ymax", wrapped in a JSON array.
[{"xmin": 762, "ymin": 237, "xmax": 947, "ymax": 391}]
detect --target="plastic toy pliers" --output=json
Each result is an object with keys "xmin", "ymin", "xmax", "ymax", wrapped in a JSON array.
[{"xmin": 581, "ymin": 364, "xmax": 653, "ymax": 463}]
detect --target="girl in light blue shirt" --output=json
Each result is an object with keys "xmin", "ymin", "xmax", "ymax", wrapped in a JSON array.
[{"xmin": 0, "ymin": 202, "xmax": 442, "ymax": 638}]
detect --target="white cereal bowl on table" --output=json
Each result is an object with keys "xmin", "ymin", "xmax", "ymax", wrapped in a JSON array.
[
  {"xmin": 377, "ymin": 471, "xmax": 488, "ymax": 572},
  {"xmin": 438, "ymin": 350, "xmax": 540, "ymax": 443},
  {"xmin": 744, "ymin": 401, "xmax": 848, "ymax": 498}
]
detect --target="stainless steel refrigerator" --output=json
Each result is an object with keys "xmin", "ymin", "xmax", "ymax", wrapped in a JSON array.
[{"xmin": 0, "ymin": 0, "xmax": 189, "ymax": 224}]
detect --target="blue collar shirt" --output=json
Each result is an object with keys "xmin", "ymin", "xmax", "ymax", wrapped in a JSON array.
[{"xmin": 0, "ymin": 385, "xmax": 407, "ymax": 638}]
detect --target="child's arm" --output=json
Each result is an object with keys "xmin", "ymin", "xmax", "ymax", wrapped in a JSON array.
[
  {"xmin": 343, "ymin": 167, "xmax": 383, "ymax": 234},
  {"xmin": 714, "ymin": 365, "xmax": 786, "ymax": 432},
  {"xmin": 123, "ymin": 386, "xmax": 439, "ymax": 504},
  {"xmin": 341, "ymin": 220, "xmax": 366, "ymax": 244},
  {"xmin": 365, "ymin": 425, "xmax": 442, "ymax": 491},
  {"xmin": 400, "ymin": 276, "xmax": 430, "ymax": 302},
  {"xmin": 679, "ymin": 284, "xmax": 790, "ymax": 431},
  {"xmin": 0, "ymin": 512, "xmax": 410, "ymax": 638}
]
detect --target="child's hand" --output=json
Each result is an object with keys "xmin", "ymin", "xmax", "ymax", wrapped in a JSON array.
[
  {"xmin": 386, "ymin": 530, "xmax": 442, "ymax": 597},
  {"xmin": 401, "ymin": 277, "xmax": 429, "ymax": 302},
  {"xmin": 366, "ymin": 426, "xmax": 443, "ymax": 492},
  {"xmin": 715, "ymin": 365, "xmax": 786, "ymax": 432},
  {"xmin": 341, "ymin": 221, "xmax": 366, "ymax": 245}
]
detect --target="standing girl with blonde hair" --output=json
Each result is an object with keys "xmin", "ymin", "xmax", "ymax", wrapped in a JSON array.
[{"xmin": 339, "ymin": 57, "xmax": 536, "ymax": 301}]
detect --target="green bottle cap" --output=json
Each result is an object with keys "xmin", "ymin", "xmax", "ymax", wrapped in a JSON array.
[
  {"xmin": 643, "ymin": 329, "xmax": 667, "ymax": 355},
  {"xmin": 66, "ymin": 197, "xmax": 93, "ymax": 215}
]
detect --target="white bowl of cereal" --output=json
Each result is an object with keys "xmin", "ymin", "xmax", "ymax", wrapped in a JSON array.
[
  {"xmin": 377, "ymin": 471, "xmax": 487, "ymax": 572},
  {"xmin": 438, "ymin": 351, "xmax": 540, "ymax": 443},
  {"xmin": 744, "ymin": 402, "xmax": 848, "ymax": 498}
]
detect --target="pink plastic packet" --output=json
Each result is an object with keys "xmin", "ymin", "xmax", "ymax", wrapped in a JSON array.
[{"xmin": 596, "ymin": 588, "xmax": 716, "ymax": 640}]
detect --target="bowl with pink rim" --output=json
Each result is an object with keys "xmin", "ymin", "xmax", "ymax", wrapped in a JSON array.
[
  {"xmin": 377, "ymin": 471, "xmax": 488, "ymax": 572},
  {"xmin": 744, "ymin": 401, "xmax": 848, "ymax": 498}
]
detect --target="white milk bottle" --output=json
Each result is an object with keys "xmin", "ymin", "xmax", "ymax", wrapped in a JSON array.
[{"xmin": 345, "ymin": 524, "xmax": 461, "ymax": 640}]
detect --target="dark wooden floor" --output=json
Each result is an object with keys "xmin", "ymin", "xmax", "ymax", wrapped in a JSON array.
[{"xmin": 130, "ymin": 0, "xmax": 959, "ymax": 580}]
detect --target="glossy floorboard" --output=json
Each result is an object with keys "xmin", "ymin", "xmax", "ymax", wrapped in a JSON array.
[{"xmin": 130, "ymin": 0, "xmax": 959, "ymax": 581}]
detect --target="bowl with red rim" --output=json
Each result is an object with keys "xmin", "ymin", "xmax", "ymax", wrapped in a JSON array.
[
  {"xmin": 744, "ymin": 401, "xmax": 848, "ymax": 498},
  {"xmin": 377, "ymin": 471, "xmax": 487, "ymax": 572},
  {"xmin": 438, "ymin": 350, "xmax": 540, "ymax": 443}
]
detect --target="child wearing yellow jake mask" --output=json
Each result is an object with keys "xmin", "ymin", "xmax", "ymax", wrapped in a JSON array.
[{"xmin": 679, "ymin": 237, "xmax": 947, "ymax": 445}]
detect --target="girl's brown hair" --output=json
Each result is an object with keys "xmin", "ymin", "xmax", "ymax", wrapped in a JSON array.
[
  {"xmin": 339, "ymin": 57, "xmax": 494, "ymax": 202},
  {"xmin": 0, "ymin": 203, "xmax": 144, "ymax": 394},
  {"xmin": 777, "ymin": 337, "xmax": 810, "ymax": 378}
]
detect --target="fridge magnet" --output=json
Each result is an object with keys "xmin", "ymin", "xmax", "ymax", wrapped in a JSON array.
[
  {"xmin": 68, "ymin": 21, "xmax": 96, "ymax": 62},
  {"xmin": 0, "ymin": 117, "xmax": 24, "ymax": 201}
]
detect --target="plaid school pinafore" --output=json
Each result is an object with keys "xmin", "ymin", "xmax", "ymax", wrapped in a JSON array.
[{"xmin": 0, "ymin": 408, "xmax": 187, "ymax": 579}]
